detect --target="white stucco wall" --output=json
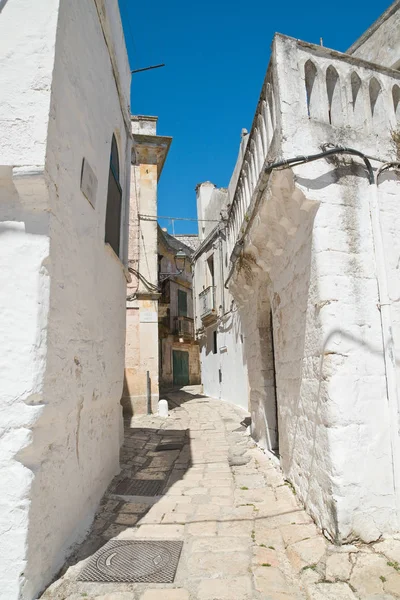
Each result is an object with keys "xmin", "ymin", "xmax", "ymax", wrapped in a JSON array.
[
  {"xmin": 221, "ymin": 33, "xmax": 400, "ymax": 543},
  {"xmin": 199, "ymin": 311, "xmax": 248, "ymax": 410},
  {"xmin": 347, "ymin": 1, "xmax": 400, "ymax": 69},
  {"xmin": 274, "ymin": 34, "xmax": 399, "ymax": 542},
  {"xmin": 193, "ymin": 210, "xmax": 248, "ymax": 411},
  {"xmin": 0, "ymin": 1, "xmax": 131, "ymax": 598}
]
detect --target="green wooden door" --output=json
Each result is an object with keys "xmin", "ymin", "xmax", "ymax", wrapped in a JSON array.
[{"xmin": 173, "ymin": 350, "xmax": 189, "ymax": 387}]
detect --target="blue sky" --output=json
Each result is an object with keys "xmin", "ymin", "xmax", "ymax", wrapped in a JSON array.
[{"xmin": 119, "ymin": 0, "xmax": 389, "ymax": 234}]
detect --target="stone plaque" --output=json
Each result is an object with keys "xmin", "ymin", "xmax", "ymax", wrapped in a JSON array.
[
  {"xmin": 140, "ymin": 311, "xmax": 158, "ymax": 323},
  {"xmin": 80, "ymin": 158, "xmax": 98, "ymax": 208}
]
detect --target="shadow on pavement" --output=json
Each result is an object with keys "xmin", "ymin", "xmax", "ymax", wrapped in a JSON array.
[{"xmin": 52, "ymin": 421, "xmax": 192, "ymax": 575}]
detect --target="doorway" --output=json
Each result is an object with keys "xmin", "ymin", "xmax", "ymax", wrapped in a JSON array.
[{"xmin": 173, "ymin": 350, "xmax": 189, "ymax": 387}]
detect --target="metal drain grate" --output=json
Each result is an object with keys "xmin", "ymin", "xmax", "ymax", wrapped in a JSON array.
[
  {"xmin": 114, "ymin": 478, "xmax": 164, "ymax": 496},
  {"xmin": 78, "ymin": 539, "xmax": 183, "ymax": 583}
]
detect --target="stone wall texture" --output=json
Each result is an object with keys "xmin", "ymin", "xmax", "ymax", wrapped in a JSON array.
[{"xmin": 0, "ymin": 1, "xmax": 131, "ymax": 598}]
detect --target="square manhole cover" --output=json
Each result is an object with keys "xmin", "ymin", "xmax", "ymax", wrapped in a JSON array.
[
  {"xmin": 114, "ymin": 478, "xmax": 164, "ymax": 496},
  {"xmin": 78, "ymin": 539, "xmax": 183, "ymax": 583}
]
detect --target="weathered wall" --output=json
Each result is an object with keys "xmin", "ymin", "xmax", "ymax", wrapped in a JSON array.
[
  {"xmin": 194, "ymin": 215, "xmax": 248, "ymax": 410},
  {"xmin": 347, "ymin": 1, "xmax": 400, "ymax": 69},
  {"xmin": 123, "ymin": 118, "xmax": 166, "ymax": 415},
  {"xmin": 199, "ymin": 311, "xmax": 248, "ymax": 410},
  {"xmin": 0, "ymin": 2, "xmax": 58, "ymax": 595},
  {"xmin": 0, "ymin": 169, "xmax": 51, "ymax": 600},
  {"xmin": 224, "ymin": 33, "xmax": 400, "ymax": 543},
  {"xmin": 161, "ymin": 338, "xmax": 201, "ymax": 387},
  {"xmin": 0, "ymin": 1, "xmax": 131, "ymax": 598}
]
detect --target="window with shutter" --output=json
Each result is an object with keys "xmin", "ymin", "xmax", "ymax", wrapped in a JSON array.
[{"xmin": 105, "ymin": 134, "xmax": 122, "ymax": 257}]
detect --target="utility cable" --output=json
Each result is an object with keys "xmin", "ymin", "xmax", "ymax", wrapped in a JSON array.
[{"xmin": 139, "ymin": 214, "xmax": 222, "ymax": 223}]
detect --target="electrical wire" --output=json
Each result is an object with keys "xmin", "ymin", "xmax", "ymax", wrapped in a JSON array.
[
  {"xmin": 139, "ymin": 214, "xmax": 222, "ymax": 223},
  {"xmin": 224, "ymin": 145, "xmax": 378, "ymax": 289}
]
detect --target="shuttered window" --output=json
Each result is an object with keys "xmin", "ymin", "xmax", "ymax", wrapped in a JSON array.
[
  {"xmin": 105, "ymin": 135, "xmax": 122, "ymax": 257},
  {"xmin": 178, "ymin": 289, "xmax": 188, "ymax": 317}
]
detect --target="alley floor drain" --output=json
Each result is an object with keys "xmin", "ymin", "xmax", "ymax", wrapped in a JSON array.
[
  {"xmin": 78, "ymin": 540, "xmax": 183, "ymax": 583},
  {"xmin": 114, "ymin": 478, "xmax": 164, "ymax": 496}
]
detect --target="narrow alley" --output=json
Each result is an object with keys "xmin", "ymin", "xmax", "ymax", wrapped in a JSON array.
[{"xmin": 42, "ymin": 388, "xmax": 400, "ymax": 600}]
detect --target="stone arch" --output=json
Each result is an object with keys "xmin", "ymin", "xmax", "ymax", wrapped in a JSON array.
[
  {"xmin": 263, "ymin": 99, "xmax": 273, "ymax": 145},
  {"xmin": 250, "ymin": 140, "xmax": 259, "ymax": 184},
  {"xmin": 304, "ymin": 59, "xmax": 319, "ymax": 118},
  {"xmin": 326, "ymin": 65, "xmax": 342, "ymax": 125},
  {"xmin": 266, "ymin": 82, "xmax": 276, "ymax": 129},
  {"xmin": 257, "ymin": 113, "xmax": 268, "ymax": 155},
  {"xmin": 254, "ymin": 128, "xmax": 264, "ymax": 172},
  {"xmin": 369, "ymin": 77, "xmax": 385, "ymax": 123},
  {"xmin": 393, "ymin": 85, "xmax": 400, "ymax": 121},
  {"xmin": 350, "ymin": 71, "xmax": 364, "ymax": 127}
]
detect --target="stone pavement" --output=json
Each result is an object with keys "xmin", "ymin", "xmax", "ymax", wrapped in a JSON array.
[{"xmin": 42, "ymin": 387, "xmax": 400, "ymax": 600}]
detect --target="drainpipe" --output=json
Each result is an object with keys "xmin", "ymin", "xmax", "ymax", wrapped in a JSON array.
[{"xmin": 372, "ymin": 163, "xmax": 400, "ymax": 526}]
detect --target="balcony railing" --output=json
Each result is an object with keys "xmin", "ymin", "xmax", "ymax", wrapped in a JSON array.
[
  {"xmin": 174, "ymin": 316, "xmax": 194, "ymax": 338},
  {"xmin": 199, "ymin": 286, "xmax": 216, "ymax": 323}
]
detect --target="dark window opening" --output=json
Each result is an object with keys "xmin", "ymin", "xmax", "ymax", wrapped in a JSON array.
[
  {"xmin": 213, "ymin": 330, "xmax": 218, "ymax": 354},
  {"xmin": 178, "ymin": 289, "xmax": 188, "ymax": 317},
  {"xmin": 207, "ymin": 255, "xmax": 215, "ymax": 288},
  {"xmin": 105, "ymin": 134, "xmax": 122, "ymax": 257}
]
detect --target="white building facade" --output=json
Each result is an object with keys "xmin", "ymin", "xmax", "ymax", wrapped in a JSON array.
[
  {"xmin": 0, "ymin": 1, "xmax": 131, "ymax": 598},
  {"xmin": 193, "ymin": 1, "xmax": 400, "ymax": 544}
]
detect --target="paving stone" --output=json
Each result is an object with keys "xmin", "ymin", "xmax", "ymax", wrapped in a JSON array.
[
  {"xmin": 255, "ymin": 525, "xmax": 285, "ymax": 550},
  {"xmin": 218, "ymin": 520, "xmax": 253, "ymax": 537},
  {"xmin": 132, "ymin": 524, "xmax": 184, "ymax": 539},
  {"xmin": 286, "ymin": 536, "xmax": 327, "ymax": 572},
  {"xmin": 254, "ymin": 565, "xmax": 294, "ymax": 595},
  {"xmin": 384, "ymin": 571, "xmax": 400, "ymax": 597},
  {"xmin": 306, "ymin": 582, "xmax": 358, "ymax": 599},
  {"xmin": 139, "ymin": 589, "xmax": 190, "ymax": 600},
  {"xmin": 96, "ymin": 595, "xmax": 137, "ymax": 600},
  {"xmin": 375, "ymin": 538, "xmax": 400, "ymax": 564},
  {"xmin": 279, "ymin": 523, "xmax": 319, "ymax": 547},
  {"xmin": 253, "ymin": 545, "xmax": 281, "ymax": 567},
  {"xmin": 197, "ymin": 576, "xmax": 253, "ymax": 599},
  {"xmin": 234, "ymin": 474, "xmax": 266, "ymax": 489},
  {"xmin": 350, "ymin": 552, "xmax": 394, "ymax": 597},
  {"xmin": 186, "ymin": 521, "xmax": 218, "ymax": 536},
  {"xmin": 43, "ymin": 391, "xmax": 386, "ymax": 600},
  {"xmin": 325, "ymin": 552, "xmax": 352, "ymax": 581},
  {"xmin": 187, "ymin": 551, "xmax": 250, "ymax": 579},
  {"xmin": 192, "ymin": 535, "xmax": 250, "ymax": 553}
]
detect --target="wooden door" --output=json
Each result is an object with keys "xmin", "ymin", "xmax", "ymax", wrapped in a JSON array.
[{"xmin": 173, "ymin": 350, "xmax": 189, "ymax": 387}]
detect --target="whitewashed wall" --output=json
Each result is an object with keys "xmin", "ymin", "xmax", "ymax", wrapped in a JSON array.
[
  {"xmin": 224, "ymin": 34, "xmax": 400, "ymax": 543},
  {"xmin": 348, "ymin": 1, "xmax": 400, "ymax": 69},
  {"xmin": 0, "ymin": 1, "xmax": 131, "ymax": 598},
  {"xmin": 193, "ymin": 182, "xmax": 249, "ymax": 411},
  {"xmin": 0, "ymin": 1, "xmax": 57, "ymax": 596}
]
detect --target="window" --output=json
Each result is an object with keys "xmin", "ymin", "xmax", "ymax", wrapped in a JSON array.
[
  {"xmin": 178, "ymin": 289, "xmax": 188, "ymax": 317},
  {"xmin": 206, "ymin": 255, "xmax": 215, "ymax": 288},
  {"xmin": 105, "ymin": 135, "xmax": 122, "ymax": 257},
  {"xmin": 213, "ymin": 330, "xmax": 218, "ymax": 354}
]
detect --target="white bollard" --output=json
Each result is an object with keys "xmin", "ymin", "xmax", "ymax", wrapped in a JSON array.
[{"xmin": 158, "ymin": 399, "xmax": 169, "ymax": 418}]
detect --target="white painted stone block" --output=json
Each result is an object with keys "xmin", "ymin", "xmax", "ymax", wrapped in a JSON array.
[{"xmin": 158, "ymin": 399, "xmax": 169, "ymax": 418}]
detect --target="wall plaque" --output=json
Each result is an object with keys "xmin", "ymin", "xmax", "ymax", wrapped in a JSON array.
[
  {"xmin": 140, "ymin": 311, "xmax": 158, "ymax": 323},
  {"xmin": 81, "ymin": 158, "xmax": 98, "ymax": 208}
]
